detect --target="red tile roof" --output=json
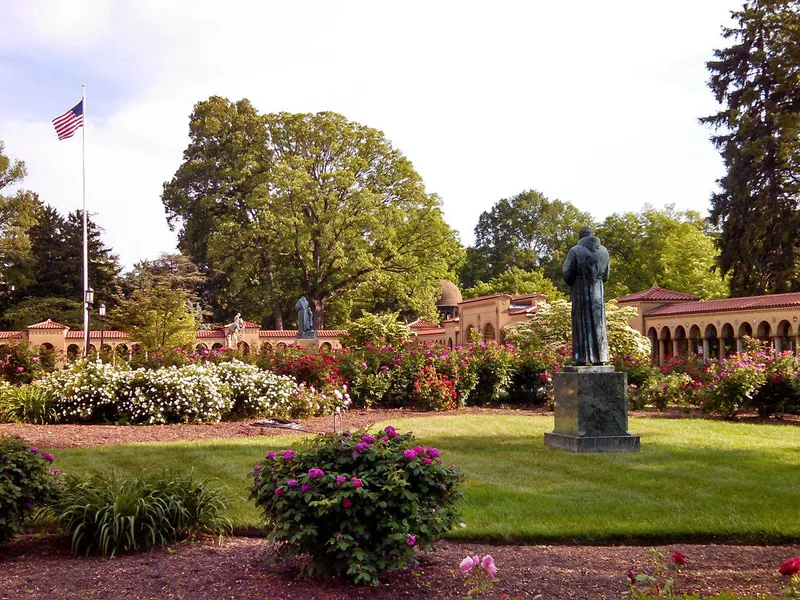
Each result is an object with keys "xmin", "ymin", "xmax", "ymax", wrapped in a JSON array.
[
  {"xmin": 196, "ymin": 330, "xmax": 226, "ymax": 339},
  {"xmin": 459, "ymin": 293, "xmax": 512, "ymax": 305},
  {"xmin": 617, "ymin": 284, "xmax": 700, "ymax": 303},
  {"xmin": 442, "ymin": 317, "xmax": 460, "ymax": 324},
  {"xmin": 508, "ymin": 306, "xmax": 540, "ymax": 316},
  {"xmin": 646, "ymin": 292, "xmax": 800, "ymax": 317},
  {"xmin": 242, "ymin": 320, "xmax": 260, "ymax": 329},
  {"xmin": 65, "ymin": 330, "xmax": 130, "ymax": 339},
  {"xmin": 407, "ymin": 319, "xmax": 440, "ymax": 330},
  {"xmin": 416, "ymin": 328, "xmax": 446, "ymax": 335},
  {"xmin": 511, "ymin": 293, "xmax": 546, "ymax": 303},
  {"xmin": 0, "ymin": 332, "xmax": 24, "ymax": 339},
  {"xmin": 27, "ymin": 319, "xmax": 68, "ymax": 330}
]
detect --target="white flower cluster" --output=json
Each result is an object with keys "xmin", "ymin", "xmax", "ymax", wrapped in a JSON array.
[{"xmin": 35, "ymin": 359, "xmax": 351, "ymax": 424}]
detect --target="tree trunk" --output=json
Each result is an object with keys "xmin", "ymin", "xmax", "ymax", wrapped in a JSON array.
[
  {"xmin": 274, "ymin": 303, "xmax": 283, "ymax": 330},
  {"xmin": 310, "ymin": 296, "xmax": 325, "ymax": 330}
]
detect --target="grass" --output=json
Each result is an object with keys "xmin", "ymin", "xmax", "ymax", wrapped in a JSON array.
[{"xmin": 45, "ymin": 415, "xmax": 800, "ymax": 542}]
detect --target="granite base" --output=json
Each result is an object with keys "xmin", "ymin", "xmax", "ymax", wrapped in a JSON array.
[{"xmin": 544, "ymin": 431, "xmax": 640, "ymax": 453}]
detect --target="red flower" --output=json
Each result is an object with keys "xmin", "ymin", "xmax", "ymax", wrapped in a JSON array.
[
  {"xmin": 779, "ymin": 557, "xmax": 800, "ymax": 577},
  {"xmin": 671, "ymin": 551, "xmax": 686, "ymax": 567}
]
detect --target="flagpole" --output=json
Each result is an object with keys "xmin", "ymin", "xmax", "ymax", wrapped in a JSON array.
[{"xmin": 82, "ymin": 84, "xmax": 90, "ymax": 357}]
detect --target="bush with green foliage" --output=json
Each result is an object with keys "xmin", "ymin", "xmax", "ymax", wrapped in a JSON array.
[
  {"xmin": 250, "ymin": 426, "xmax": 463, "ymax": 585},
  {"xmin": 0, "ymin": 341, "xmax": 48, "ymax": 384},
  {"xmin": 634, "ymin": 372, "xmax": 697, "ymax": 411},
  {"xmin": 506, "ymin": 346, "xmax": 569, "ymax": 405},
  {"xmin": 50, "ymin": 470, "xmax": 230, "ymax": 556},
  {"xmin": 465, "ymin": 342, "xmax": 517, "ymax": 405},
  {"xmin": 214, "ymin": 360, "xmax": 300, "ymax": 417},
  {"xmin": 410, "ymin": 364, "xmax": 457, "ymax": 410},
  {"xmin": 702, "ymin": 353, "xmax": 768, "ymax": 417},
  {"xmin": 0, "ymin": 383, "xmax": 58, "ymax": 424},
  {"xmin": 343, "ymin": 312, "xmax": 411, "ymax": 349},
  {"xmin": 0, "ymin": 435, "xmax": 61, "ymax": 544}
]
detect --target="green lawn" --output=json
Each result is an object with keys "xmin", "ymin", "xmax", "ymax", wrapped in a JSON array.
[{"xmin": 45, "ymin": 415, "xmax": 800, "ymax": 542}]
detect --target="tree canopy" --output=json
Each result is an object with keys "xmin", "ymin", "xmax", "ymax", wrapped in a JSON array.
[
  {"xmin": 462, "ymin": 267, "xmax": 565, "ymax": 303},
  {"xmin": 596, "ymin": 205, "xmax": 729, "ymax": 300},
  {"xmin": 162, "ymin": 97, "xmax": 462, "ymax": 329},
  {"xmin": 110, "ymin": 285, "xmax": 198, "ymax": 350},
  {"xmin": 462, "ymin": 190, "xmax": 592, "ymax": 288},
  {"xmin": 700, "ymin": 0, "xmax": 800, "ymax": 295}
]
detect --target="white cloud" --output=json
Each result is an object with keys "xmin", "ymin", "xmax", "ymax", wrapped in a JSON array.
[{"xmin": 1, "ymin": 0, "xmax": 739, "ymax": 266}]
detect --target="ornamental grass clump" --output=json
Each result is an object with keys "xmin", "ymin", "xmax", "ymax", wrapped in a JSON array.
[
  {"xmin": 0, "ymin": 435, "xmax": 61, "ymax": 544},
  {"xmin": 0, "ymin": 383, "xmax": 58, "ymax": 424},
  {"xmin": 50, "ymin": 470, "xmax": 230, "ymax": 556},
  {"xmin": 249, "ymin": 426, "xmax": 463, "ymax": 585}
]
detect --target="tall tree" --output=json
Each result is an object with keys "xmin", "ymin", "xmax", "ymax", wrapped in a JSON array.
[
  {"xmin": 700, "ymin": 0, "xmax": 800, "ymax": 295},
  {"xmin": 163, "ymin": 97, "xmax": 463, "ymax": 328},
  {"xmin": 596, "ymin": 205, "xmax": 729, "ymax": 300},
  {"xmin": 110, "ymin": 286, "xmax": 199, "ymax": 351},
  {"xmin": 0, "ymin": 140, "xmax": 39, "ymax": 313},
  {"xmin": 462, "ymin": 267, "xmax": 566, "ymax": 303},
  {"xmin": 465, "ymin": 190, "xmax": 592, "ymax": 287}
]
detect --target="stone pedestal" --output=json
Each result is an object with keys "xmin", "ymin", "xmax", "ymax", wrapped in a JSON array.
[
  {"xmin": 544, "ymin": 366, "xmax": 640, "ymax": 452},
  {"xmin": 294, "ymin": 337, "xmax": 319, "ymax": 349}
]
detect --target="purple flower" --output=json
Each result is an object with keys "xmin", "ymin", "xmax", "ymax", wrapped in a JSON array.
[
  {"xmin": 308, "ymin": 468, "xmax": 325, "ymax": 479},
  {"xmin": 422, "ymin": 457, "xmax": 432, "ymax": 465},
  {"xmin": 51, "ymin": 469, "xmax": 62, "ymax": 475},
  {"xmin": 384, "ymin": 426, "xmax": 398, "ymax": 438},
  {"xmin": 406, "ymin": 534, "xmax": 416, "ymax": 546},
  {"xmin": 282, "ymin": 450, "xmax": 296, "ymax": 460},
  {"xmin": 381, "ymin": 436, "xmax": 389, "ymax": 442},
  {"xmin": 29, "ymin": 447, "xmax": 38, "ymax": 455},
  {"xmin": 380, "ymin": 365, "xmax": 389, "ymax": 371},
  {"xmin": 286, "ymin": 479, "xmax": 298, "ymax": 488},
  {"xmin": 342, "ymin": 498, "xmax": 352, "ymax": 509},
  {"xmin": 42, "ymin": 452, "xmax": 54, "ymax": 463},
  {"xmin": 404, "ymin": 449, "xmax": 417, "ymax": 461},
  {"xmin": 426, "ymin": 447, "xmax": 440, "ymax": 458},
  {"xmin": 361, "ymin": 434, "xmax": 376, "ymax": 444},
  {"xmin": 413, "ymin": 445, "xmax": 424, "ymax": 454},
  {"xmin": 25, "ymin": 503, "xmax": 35, "ymax": 511},
  {"xmin": 342, "ymin": 432, "xmax": 351, "ymax": 438},
  {"xmin": 253, "ymin": 465, "xmax": 261, "ymax": 473},
  {"xmin": 266, "ymin": 451, "xmax": 276, "ymax": 459},
  {"xmin": 336, "ymin": 475, "xmax": 347, "ymax": 485},
  {"xmin": 351, "ymin": 477, "xmax": 363, "ymax": 488},
  {"xmin": 274, "ymin": 488, "xmax": 284, "ymax": 496},
  {"xmin": 301, "ymin": 483, "xmax": 312, "ymax": 493},
  {"xmin": 353, "ymin": 442, "xmax": 369, "ymax": 454}
]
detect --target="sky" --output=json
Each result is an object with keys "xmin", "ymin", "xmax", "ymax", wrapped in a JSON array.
[{"xmin": 0, "ymin": 0, "xmax": 740, "ymax": 269}]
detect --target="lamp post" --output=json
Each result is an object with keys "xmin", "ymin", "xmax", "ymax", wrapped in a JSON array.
[
  {"xmin": 99, "ymin": 303, "xmax": 106, "ymax": 361},
  {"xmin": 84, "ymin": 288, "xmax": 94, "ymax": 357}
]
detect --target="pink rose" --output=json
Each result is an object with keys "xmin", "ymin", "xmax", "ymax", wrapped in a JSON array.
[{"xmin": 459, "ymin": 556, "xmax": 474, "ymax": 573}]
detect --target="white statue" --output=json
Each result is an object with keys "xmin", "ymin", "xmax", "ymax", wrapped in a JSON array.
[{"xmin": 224, "ymin": 313, "xmax": 244, "ymax": 348}]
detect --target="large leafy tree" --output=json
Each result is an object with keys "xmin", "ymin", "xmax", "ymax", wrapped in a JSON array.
[
  {"xmin": 464, "ymin": 190, "xmax": 592, "ymax": 287},
  {"xmin": 0, "ymin": 140, "xmax": 39, "ymax": 313},
  {"xmin": 596, "ymin": 205, "xmax": 729, "ymax": 300},
  {"xmin": 163, "ymin": 97, "xmax": 462, "ymax": 328},
  {"xmin": 462, "ymin": 267, "xmax": 565, "ymax": 303},
  {"xmin": 110, "ymin": 286, "xmax": 198, "ymax": 350},
  {"xmin": 700, "ymin": 0, "xmax": 800, "ymax": 295}
]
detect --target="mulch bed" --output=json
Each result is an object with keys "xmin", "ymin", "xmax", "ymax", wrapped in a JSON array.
[
  {"xmin": 1, "ymin": 533, "xmax": 797, "ymax": 599},
  {"xmin": 2, "ymin": 408, "xmax": 798, "ymax": 599}
]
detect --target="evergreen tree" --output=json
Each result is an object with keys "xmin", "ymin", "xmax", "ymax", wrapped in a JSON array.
[
  {"xmin": 62, "ymin": 210, "xmax": 121, "ymax": 307},
  {"xmin": 700, "ymin": 0, "xmax": 800, "ymax": 295}
]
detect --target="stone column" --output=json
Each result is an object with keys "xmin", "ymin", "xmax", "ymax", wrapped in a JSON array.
[
  {"xmin": 658, "ymin": 339, "xmax": 666, "ymax": 366},
  {"xmin": 672, "ymin": 339, "xmax": 680, "ymax": 358},
  {"xmin": 702, "ymin": 338, "xmax": 710, "ymax": 364},
  {"xmin": 773, "ymin": 336, "xmax": 783, "ymax": 354},
  {"xmin": 718, "ymin": 341, "xmax": 726, "ymax": 361},
  {"xmin": 736, "ymin": 337, "xmax": 744, "ymax": 353}
]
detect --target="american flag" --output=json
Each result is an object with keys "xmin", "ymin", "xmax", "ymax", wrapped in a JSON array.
[{"xmin": 52, "ymin": 101, "xmax": 84, "ymax": 140}]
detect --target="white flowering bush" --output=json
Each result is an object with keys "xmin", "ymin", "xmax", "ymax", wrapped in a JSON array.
[
  {"xmin": 34, "ymin": 359, "xmax": 350, "ymax": 424},
  {"xmin": 39, "ymin": 359, "xmax": 128, "ymax": 422},
  {"xmin": 118, "ymin": 364, "xmax": 233, "ymax": 424},
  {"xmin": 214, "ymin": 360, "xmax": 298, "ymax": 418}
]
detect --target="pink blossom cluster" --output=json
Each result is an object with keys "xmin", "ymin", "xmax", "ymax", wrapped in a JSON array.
[{"xmin": 459, "ymin": 554, "xmax": 497, "ymax": 577}]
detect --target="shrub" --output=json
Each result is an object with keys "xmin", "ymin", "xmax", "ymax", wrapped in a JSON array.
[
  {"xmin": 702, "ymin": 353, "xmax": 768, "ymax": 417},
  {"xmin": 0, "ymin": 341, "xmax": 48, "ymax": 384},
  {"xmin": 50, "ymin": 470, "xmax": 230, "ymax": 556},
  {"xmin": 751, "ymin": 352, "xmax": 799, "ymax": 417},
  {"xmin": 214, "ymin": 360, "xmax": 299, "ymax": 418},
  {"xmin": 39, "ymin": 359, "xmax": 128, "ymax": 422},
  {"xmin": 250, "ymin": 427, "xmax": 463, "ymax": 585},
  {"xmin": 466, "ymin": 342, "xmax": 516, "ymax": 405},
  {"xmin": 343, "ymin": 311, "xmax": 411, "ymax": 349},
  {"xmin": 0, "ymin": 383, "xmax": 58, "ymax": 424},
  {"xmin": 0, "ymin": 436, "xmax": 61, "ymax": 544},
  {"xmin": 410, "ymin": 365, "xmax": 457, "ymax": 411},
  {"xmin": 613, "ymin": 354, "xmax": 658, "ymax": 389},
  {"xmin": 636, "ymin": 373, "xmax": 697, "ymax": 411},
  {"xmin": 507, "ymin": 346, "xmax": 568, "ymax": 405}
]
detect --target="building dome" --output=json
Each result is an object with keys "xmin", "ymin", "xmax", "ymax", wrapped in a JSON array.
[{"xmin": 437, "ymin": 280, "xmax": 462, "ymax": 307}]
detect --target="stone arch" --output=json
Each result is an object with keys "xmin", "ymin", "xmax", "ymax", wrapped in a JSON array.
[
  {"xmin": 756, "ymin": 321, "xmax": 771, "ymax": 351},
  {"xmin": 687, "ymin": 324, "xmax": 702, "ymax": 356},
  {"xmin": 647, "ymin": 327, "xmax": 658, "ymax": 364},
  {"xmin": 237, "ymin": 341, "xmax": 250, "ymax": 355},
  {"xmin": 465, "ymin": 324, "xmax": 475, "ymax": 342},
  {"xmin": 483, "ymin": 323, "xmax": 495, "ymax": 343},
  {"xmin": 659, "ymin": 326, "xmax": 672, "ymax": 362},
  {"xmin": 776, "ymin": 320, "xmax": 793, "ymax": 353},
  {"xmin": 67, "ymin": 344, "xmax": 80, "ymax": 359},
  {"xmin": 447, "ymin": 337, "xmax": 454, "ymax": 349},
  {"xmin": 738, "ymin": 322, "xmax": 753, "ymax": 339},
  {"xmin": 211, "ymin": 343, "xmax": 224, "ymax": 351},
  {"xmin": 260, "ymin": 342, "xmax": 273, "ymax": 353},
  {"xmin": 276, "ymin": 342, "xmax": 287, "ymax": 350},
  {"xmin": 195, "ymin": 343, "xmax": 208, "ymax": 353},
  {"xmin": 720, "ymin": 323, "xmax": 736, "ymax": 356},
  {"xmin": 320, "ymin": 342, "xmax": 332, "ymax": 351},
  {"xmin": 703, "ymin": 324, "xmax": 719, "ymax": 362},
  {"xmin": 674, "ymin": 325, "xmax": 688, "ymax": 356}
]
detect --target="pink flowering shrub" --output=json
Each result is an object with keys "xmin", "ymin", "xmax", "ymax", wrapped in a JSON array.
[
  {"xmin": 249, "ymin": 426, "xmax": 462, "ymax": 585},
  {"xmin": 410, "ymin": 365, "xmax": 457, "ymax": 411},
  {"xmin": 0, "ymin": 435, "xmax": 61, "ymax": 544},
  {"xmin": 702, "ymin": 353, "xmax": 769, "ymax": 417},
  {"xmin": 460, "ymin": 553, "xmax": 500, "ymax": 599},
  {"xmin": 0, "ymin": 342, "xmax": 49, "ymax": 385}
]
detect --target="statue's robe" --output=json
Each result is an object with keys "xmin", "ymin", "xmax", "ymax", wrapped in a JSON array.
[{"xmin": 562, "ymin": 236, "xmax": 610, "ymax": 365}]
